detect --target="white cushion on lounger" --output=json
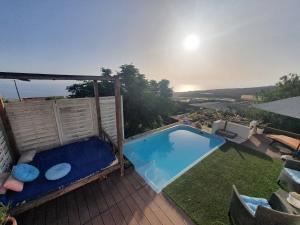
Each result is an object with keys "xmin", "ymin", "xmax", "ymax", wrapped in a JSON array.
[
  {"xmin": 285, "ymin": 168, "xmax": 300, "ymax": 184},
  {"xmin": 45, "ymin": 163, "xmax": 71, "ymax": 181}
]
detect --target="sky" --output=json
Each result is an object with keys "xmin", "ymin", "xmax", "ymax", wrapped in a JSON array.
[{"xmin": 0, "ymin": 0, "xmax": 300, "ymax": 98}]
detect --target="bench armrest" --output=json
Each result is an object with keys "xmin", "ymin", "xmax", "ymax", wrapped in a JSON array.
[{"xmin": 284, "ymin": 159, "xmax": 300, "ymax": 171}]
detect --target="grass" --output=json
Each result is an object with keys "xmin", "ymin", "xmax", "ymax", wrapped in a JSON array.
[{"xmin": 164, "ymin": 142, "xmax": 283, "ymax": 225}]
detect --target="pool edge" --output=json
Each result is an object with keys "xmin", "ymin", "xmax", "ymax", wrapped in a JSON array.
[{"xmin": 124, "ymin": 124, "xmax": 226, "ymax": 193}]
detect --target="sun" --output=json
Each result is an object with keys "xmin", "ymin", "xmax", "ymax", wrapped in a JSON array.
[{"xmin": 183, "ymin": 34, "xmax": 200, "ymax": 51}]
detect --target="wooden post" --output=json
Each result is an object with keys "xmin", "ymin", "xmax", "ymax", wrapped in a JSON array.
[
  {"xmin": 114, "ymin": 78, "xmax": 124, "ymax": 176},
  {"xmin": 93, "ymin": 80, "xmax": 102, "ymax": 137},
  {"xmin": 0, "ymin": 97, "xmax": 19, "ymax": 162}
]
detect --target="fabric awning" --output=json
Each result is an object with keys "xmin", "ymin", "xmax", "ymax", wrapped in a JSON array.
[{"xmin": 253, "ymin": 96, "xmax": 300, "ymax": 119}]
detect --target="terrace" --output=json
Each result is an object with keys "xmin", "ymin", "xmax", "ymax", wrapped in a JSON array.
[
  {"xmin": 164, "ymin": 141, "xmax": 282, "ymax": 225},
  {"xmin": 17, "ymin": 168, "xmax": 194, "ymax": 225},
  {"xmin": 0, "ymin": 73, "xmax": 299, "ymax": 225},
  {"xmin": 0, "ymin": 72, "xmax": 196, "ymax": 225}
]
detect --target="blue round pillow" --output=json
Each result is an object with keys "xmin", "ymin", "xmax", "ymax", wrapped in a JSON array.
[
  {"xmin": 12, "ymin": 163, "xmax": 40, "ymax": 182},
  {"xmin": 45, "ymin": 163, "xmax": 71, "ymax": 181}
]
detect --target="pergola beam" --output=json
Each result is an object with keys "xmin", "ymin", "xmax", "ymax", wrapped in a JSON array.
[{"xmin": 0, "ymin": 72, "xmax": 115, "ymax": 81}]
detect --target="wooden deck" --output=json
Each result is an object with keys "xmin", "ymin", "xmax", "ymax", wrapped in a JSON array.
[
  {"xmin": 17, "ymin": 168, "xmax": 195, "ymax": 225},
  {"xmin": 242, "ymin": 134, "xmax": 282, "ymax": 158}
]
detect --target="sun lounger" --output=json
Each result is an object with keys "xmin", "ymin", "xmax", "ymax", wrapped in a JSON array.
[
  {"xmin": 215, "ymin": 121, "xmax": 238, "ymax": 139},
  {"xmin": 228, "ymin": 185, "xmax": 300, "ymax": 225},
  {"xmin": 267, "ymin": 134, "xmax": 300, "ymax": 151},
  {"xmin": 278, "ymin": 159, "xmax": 300, "ymax": 193},
  {"xmin": 0, "ymin": 137, "xmax": 118, "ymax": 215},
  {"xmin": 216, "ymin": 129, "xmax": 238, "ymax": 139}
]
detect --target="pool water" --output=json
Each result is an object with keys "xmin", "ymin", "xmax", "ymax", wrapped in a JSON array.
[{"xmin": 124, "ymin": 125, "xmax": 225, "ymax": 192}]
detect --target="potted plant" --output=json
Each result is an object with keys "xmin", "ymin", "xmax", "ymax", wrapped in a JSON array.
[{"xmin": 0, "ymin": 204, "xmax": 17, "ymax": 225}]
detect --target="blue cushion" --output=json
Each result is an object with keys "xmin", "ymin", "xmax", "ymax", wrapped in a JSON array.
[
  {"xmin": 241, "ymin": 195, "xmax": 271, "ymax": 215},
  {"xmin": 45, "ymin": 163, "xmax": 71, "ymax": 181},
  {"xmin": 0, "ymin": 137, "xmax": 116, "ymax": 207},
  {"xmin": 285, "ymin": 168, "xmax": 300, "ymax": 184},
  {"xmin": 12, "ymin": 164, "xmax": 39, "ymax": 182}
]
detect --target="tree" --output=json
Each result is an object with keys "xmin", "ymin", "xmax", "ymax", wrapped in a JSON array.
[
  {"xmin": 117, "ymin": 64, "xmax": 175, "ymax": 136},
  {"xmin": 259, "ymin": 73, "xmax": 300, "ymax": 102},
  {"xmin": 66, "ymin": 67, "xmax": 114, "ymax": 98},
  {"xmin": 158, "ymin": 79, "xmax": 173, "ymax": 98},
  {"xmin": 66, "ymin": 64, "xmax": 175, "ymax": 137},
  {"xmin": 246, "ymin": 73, "xmax": 300, "ymax": 133}
]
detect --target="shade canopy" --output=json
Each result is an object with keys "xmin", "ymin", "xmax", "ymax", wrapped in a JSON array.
[{"xmin": 254, "ymin": 96, "xmax": 300, "ymax": 119}]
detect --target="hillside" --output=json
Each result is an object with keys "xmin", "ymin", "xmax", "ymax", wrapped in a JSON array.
[{"xmin": 174, "ymin": 86, "xmax": 275, "ymax": 100}]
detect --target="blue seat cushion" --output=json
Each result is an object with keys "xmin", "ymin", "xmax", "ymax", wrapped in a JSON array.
[
  {"xmin": 0, "ymin": 137, "xmax": 116, "ymax": 206},
  {"xmin": 12, "ymin": 164, "xmax": 39, "ymax": 182},
  {"xmin": 241, "ymin": 195, "xmax": 271, "ymax": 215},
  {"xmin": 285, "ymin": 168, "xmax": 300, "ymax": 184},
  {"xmin": 45, "ymin": 163, "xmax": 71, "ymax": 181}
]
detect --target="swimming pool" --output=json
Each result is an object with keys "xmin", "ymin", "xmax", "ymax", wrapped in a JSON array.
[{"xmin": 124, "ymin": 125, "xmax": 225, "ymax": 192}]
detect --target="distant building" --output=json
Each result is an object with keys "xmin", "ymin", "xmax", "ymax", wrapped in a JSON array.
[{"xmin": 241, "ymin": 95, "xmax": 262, "ymax": 102}]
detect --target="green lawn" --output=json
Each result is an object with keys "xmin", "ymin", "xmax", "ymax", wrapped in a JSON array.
[{"xmin": 164, "ymin": 142, "xmax": 283, "ymax": 225}]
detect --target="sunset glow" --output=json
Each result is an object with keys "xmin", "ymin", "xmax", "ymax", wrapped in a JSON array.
[
  {"xmin": 176, "ymin": 84, "xmax": 202, "ymax": 92},
  {"xmin": 1, "ymin": 1, "xmax": 300, "ymax": 94},
  {"xmin": 183, "ymin": 34, "xmax": 200, "ymax": 51}
]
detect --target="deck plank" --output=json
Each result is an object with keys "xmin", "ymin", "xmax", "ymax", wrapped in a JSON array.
[
  {"xmin": 128, "ymin": 172, "xmax": 174, "ymax": 225},
  {"xmin": 75, "ymin": 188, "xmax": 91, "ymax": 224},
  {"xmin": 101, "ymin": 210, "xmax": 116, "ymax": 225},
  {"xmin": 131, "ymin": 191, "xmax": 162, "ymax": 225},
  {"xmin": 45, "ymin": 198, "xmax": 57, "ymax": 225},
  {"xmin": 83, "ymin": 185, "xmax": 99, "ymax": 218},
  {"xmin": 109, "ymin": 204, "xmax": 127, "ymax": 225},
  {"xmin": 138, "ymin": 187, "xmax": 174, "ymax": 225},
  {"xmin": 125, "ymin": 168, "xmax": 143, "ymax": 190},
  {"xmin": 99, "ymin": 179, "xmax": 116, "ymax": 208},
  {"xmin": 116, "ymin": 200, "xmax": 139, "ymax": 225},
  {"xmin": 106, "ymin": 177, "xmax": 123, "ymax": 203},
  {"xmin": 90, "ymin": 182, "xmax": 108, "ymax": 213},
  {"xmin": 119, "ymin": 173, "xmax": 135, "ymax": 194},
  {"xmin": 16, "ymin": 169, "xmax": 195, "ymax": 225},
  {"xmin": 56, "ymin": 195, "xmax": 68, "ymax": 225},
  {"xmin": 124, "ymin": 195, "xmax": 151, "ymax": 225},
  {"xmin": 33, "ymin": 203, "xmax": 46, "ymax": 225},
  {"xmin": 21, "ymin": 209, "xmax": 34, "ymax": 225},
  {"xmin": 66, "ymin": 192, "xmax": 80, "ymax": 225},
  {"xmin": 131, "ymin": 169, "xmax": 146, "ymax": 186},
  {"xmin": 110, "ymin": 173, "xmax": 129, "ymax": 199},
  {"xmin": 91, "ymin": 215, "xmax": 104, "ymax": 225},
  {"xmin": 144, "ymin": 186, "xmax": 193, "ymax": 225}
]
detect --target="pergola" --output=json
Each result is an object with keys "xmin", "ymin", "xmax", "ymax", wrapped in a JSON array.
[
  {"xmin": 0, "ymin": 71, "xmax": 124, "ymax": 214},
  {"xmin": 0, "ymin": 71, "xmax": 124, "ymax": 166}
]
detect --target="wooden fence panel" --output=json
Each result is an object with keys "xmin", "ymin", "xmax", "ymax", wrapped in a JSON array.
[
  {"xmin": 5, "ymin": 101, "xmax": 61, "ymax": 152},
  {"xmin": 55, "ymin": 98, "xmax": 98, "ymax": 144},
  {"xmin": 0, "ymin": 119, "xmax": 12, "ymax": 172},
  {"xmin": 4, "ymin": 97, "xmax": 123, "ymax": 153},
  {"xmin": 99, "ymin": 96, "xmax": 118, "ymax": 143}
]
